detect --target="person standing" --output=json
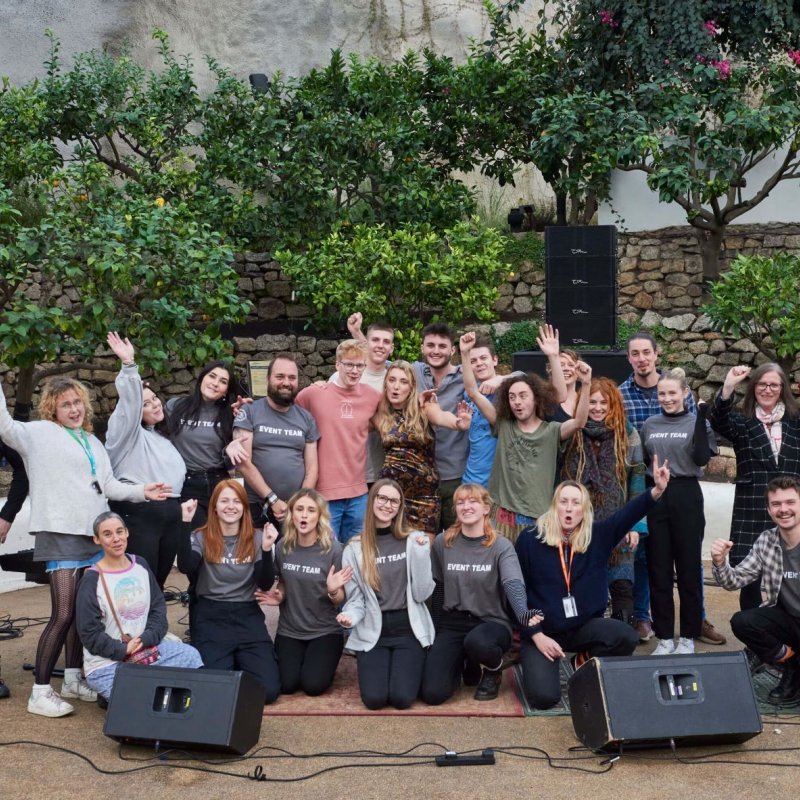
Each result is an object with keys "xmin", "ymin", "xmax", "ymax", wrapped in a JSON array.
[
  {"xmin": 0, "ymin": 376, "xmax": 169, "ymax": 717},
  {"xmin": 105, "ymin": 332, "xmax": 188, "ymax": 589},
  {"xmin": 227, "ymin": 353, "xmax": 319, "ymax": 528},
  {"xmin": 296, "ymin": 340, "xmax": 381, "ymax": 542},
  {"xmin": 708, "ymin": 364, "xmax": 800, "ymax": 610}
]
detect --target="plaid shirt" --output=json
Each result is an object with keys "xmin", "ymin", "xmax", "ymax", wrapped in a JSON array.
[
  {"xmin": 712, "ymin": 526, "xmax": 784, "ymax": 607},
  {"xmin": 619, "ymin": 371, "xmax": 697, "ymax": 433}
]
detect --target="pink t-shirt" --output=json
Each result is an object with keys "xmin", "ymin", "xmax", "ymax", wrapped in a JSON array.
[{"xmin": 296, "ymin": 382, "xmax": 380, "ymax": 500}]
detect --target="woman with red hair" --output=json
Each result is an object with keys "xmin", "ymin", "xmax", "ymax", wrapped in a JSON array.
[
  {"xmin": 562, "ymin": 377, "xmax": 647, "ymax": 623},
  {"xmin": 177, "ymin": 479, "xmax": 280, "ymax": 704}
]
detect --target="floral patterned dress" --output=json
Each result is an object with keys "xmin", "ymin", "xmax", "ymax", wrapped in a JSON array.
[{"xmin": 379, "ymin": 410, "xmax": 440, "ymax": 534}]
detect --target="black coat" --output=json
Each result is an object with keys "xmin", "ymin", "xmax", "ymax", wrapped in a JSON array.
[{"xmin": 708, "ymin": 390, "xmax": 800, "ymax": 563}]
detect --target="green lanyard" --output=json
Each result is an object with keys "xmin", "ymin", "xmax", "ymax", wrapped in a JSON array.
[{"xmin": 64, "ymin": 427, "xmax": 97, "ymax": 477}]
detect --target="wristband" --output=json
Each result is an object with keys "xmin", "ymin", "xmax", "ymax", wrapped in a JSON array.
[{"xmin": 266, "ymin": 492, "xmax": 278, "ymax": 506}]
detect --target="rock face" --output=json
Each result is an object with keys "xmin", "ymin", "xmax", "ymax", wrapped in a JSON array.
[{"xmin": 0, "ymin": 0, "xmax": 539, "ymax": 89}]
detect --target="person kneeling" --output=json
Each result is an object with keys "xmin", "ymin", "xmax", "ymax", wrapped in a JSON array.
[
  {"xmin": 76, "ymin": 511, "xmax": 203, "ymax": 702},
  {"xmin": 515, "ymin": 457, "xmax": 670, "ymax": 710},
  {"xmin": 712, "ymin": 476, "xmax": 800, "ymax": 707}
]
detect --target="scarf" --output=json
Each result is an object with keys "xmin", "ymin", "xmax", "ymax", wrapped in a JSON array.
[{"xmin": 755, "ymin": 402, "xmax": 785, "ymax": 460}]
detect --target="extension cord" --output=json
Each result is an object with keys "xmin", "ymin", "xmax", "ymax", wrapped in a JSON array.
[{"xmin": 435, "ymin": 749, "xmax": 495, "ymax": 767}]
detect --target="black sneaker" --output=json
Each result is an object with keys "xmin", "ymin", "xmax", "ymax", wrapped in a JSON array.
[
  {"xmin": 0, "ymin": 679, "xmax": 9, "ymax": 699},
  {"xmin": 474, "ymin": 669, "xmax": 502, "ymax": 701},
  {"xmin": 744, "ymin": 647, "xmax": 765, "ymax": 676},
  {"xmin": 767, "ymin": 657, "xmax": 800, "ymax": 706}
]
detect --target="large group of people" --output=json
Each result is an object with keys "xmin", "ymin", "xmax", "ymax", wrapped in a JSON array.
[{"xmin": 1, "ymin": 319, "xmax": 799, "ymax": 716}]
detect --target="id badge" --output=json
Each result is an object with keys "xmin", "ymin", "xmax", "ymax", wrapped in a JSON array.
[{"xmin": 562, "ymin": 595, "xmax": 578, "ymax": 618}]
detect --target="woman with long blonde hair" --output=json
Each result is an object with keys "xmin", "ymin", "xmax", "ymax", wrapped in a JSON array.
[
  {"xmin": 562, "ymin": 376, "xmax": 647, "ymax": 623},
  {"xmin": 258, "ymin": 489, "xmax": 353, "ymax": 696},
  {"xmin": 421, "ymin": 483, "xmax": 539, "ymax": 705},
  {"xmin": 515, "ymin": 460, "xmax": 670, "ymax": 710},
  {"xmin": 177, "ymin": 479, "xmax": 281, "ymax": 704},
  {"xmin": 337, "ymin": 479, "xmax": 434, "ymax": 710},
  {"xmin": 372, "ymin": 361, "xmax": 470, "ymax": 535}
]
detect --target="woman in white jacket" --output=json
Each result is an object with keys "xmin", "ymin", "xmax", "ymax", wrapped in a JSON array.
[{"xmin": 336, "ymin": 479, "xmax": 434, "ymax": 710}]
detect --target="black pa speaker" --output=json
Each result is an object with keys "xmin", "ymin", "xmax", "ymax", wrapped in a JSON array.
[
  {"xmin": 104, "ymin": 665, "xmax": 265, "ymax": 754},
  {"xmin": 545, "ymin": 225, "xmax": 618, "ymax": 347},
  {"xmin": 568, "ymin": 652, "xmax": 762, "ymax": 753}
]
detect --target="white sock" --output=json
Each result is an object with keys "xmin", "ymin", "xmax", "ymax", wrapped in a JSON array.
[
  {"xmin": 63, "ymin": 668, "xmax": 81, "ymax": 685},
  {"xmin": 32, "ymin": 682, "xmax": 52, "ymax": 694}
]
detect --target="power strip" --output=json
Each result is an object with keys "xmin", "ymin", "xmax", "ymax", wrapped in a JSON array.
[{"xmin": 435, "ymin": 749, "xmax": 495, "ymax": 767}]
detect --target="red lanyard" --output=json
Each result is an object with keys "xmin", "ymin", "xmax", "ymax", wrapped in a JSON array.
[{"xmin": 558, "ymin": 540, "xmax": 575, "ymax": 595}]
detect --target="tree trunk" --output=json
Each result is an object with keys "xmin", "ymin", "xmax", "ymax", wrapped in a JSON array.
[
  {"xmin": 555, "ymin": 192, "xmax": 567, "ymax": 225},
  {"xmin": 15, "ymin": 365, "xmax": 36, "ymax": 411},
  {"xmin": 695, "ymin": 224, "xmax": 724, "ymax": 282}
]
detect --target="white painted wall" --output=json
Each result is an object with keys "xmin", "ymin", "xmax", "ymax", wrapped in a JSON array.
[
  {"xmin": 599, "ymin": 148, "xmax": 800, "ymax": 231},
  {"xmin": 0, "ymin": 498, "xmax": 36, "ymax": 593}
]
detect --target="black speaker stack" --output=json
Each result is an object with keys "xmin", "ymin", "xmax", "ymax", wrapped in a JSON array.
[
  {"xmin": 545, "ymin": 225, "xmax": 618, "ymax": 348},
  {"xmin": 568, "ymin": 652, "xmax": 762, "ymax": 753},
  {"xmin": 104, "ymin": 664, "xmax": 265, "ymax": 755}
]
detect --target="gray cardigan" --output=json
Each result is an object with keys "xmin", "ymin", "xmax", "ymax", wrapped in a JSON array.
[
  {"xmin": 0, "ymin": 390, "xmax": 144, "ymax": 537},
  {"xmin": 341, "ymin": 533, "xmax": 435, "ymax": 650},
  {"xmin": 105, "ymin": 364, "xmax": 186, "ymax": 494}
]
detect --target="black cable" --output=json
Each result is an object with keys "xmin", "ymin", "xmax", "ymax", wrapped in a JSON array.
[{"xmin": 0, "ymin": 613, "xmax": 49, "ymax": 640}]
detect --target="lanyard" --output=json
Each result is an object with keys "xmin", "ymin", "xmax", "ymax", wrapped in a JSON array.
[
  {"xmin": 558, "ymin": 540, "xmax": 576, "ymax": 596},
  {"xmin": 64, "ymin": 427, "xmax": 97, "ymax": 477}
]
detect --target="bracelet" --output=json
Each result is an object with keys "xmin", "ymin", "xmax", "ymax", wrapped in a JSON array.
[
  {"xmin": 266, "ymin": 492, "xmax": 278, "ymax": 506},
  {"xmin": 327, "ymin": 588, "xmax": 340, "ymax": 599},
  {"xmin": 122, "ymin": 360, "xmax": 136, "ymax": 368}
]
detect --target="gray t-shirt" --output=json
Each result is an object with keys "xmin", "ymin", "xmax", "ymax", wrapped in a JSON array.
[
  {"xmin": 192, "ymin": 531, "xmax": 264, "ymax": 602},
  {"xmin": 779, "ymin": 538, "xmax": 800, "ymax": 618},
  {"xmin": 233, "ymin": 400, "xmax": 320, "ymax": 502},
  {"xmin": 166, "ymin": 398, "xmax": 226, "ymax": 472},
  {"xmin": 432, "ymin": 531, "xmax": 523, "ymax": 633},
  {"xmin": 275, "ymin": 539, "xmax": 343, "ymax": 639},
  {"xmin": 375, "ymin": 531, "xmax": 409, "ymax": 612},
  {"xmin": 640, "ymin": 412, "xmax": 717, "ymax": 479}
]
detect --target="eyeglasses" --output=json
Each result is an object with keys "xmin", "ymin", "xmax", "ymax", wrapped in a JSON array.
[
  {"xmin": 756, "ymin": 383, "xmax": 781, "ymax": 392},
  {"xmin": 339, "ymin": 361, "xmax": 367, "ymax": 372},
  {"xmin": 375, "ymin": 494, "xmax": 401, "ymax": 508}
]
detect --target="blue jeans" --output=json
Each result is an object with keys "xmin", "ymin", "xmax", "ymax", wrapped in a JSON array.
[
  {"xmin": 86, "ymin": 639, "xmax": 203, "ymax": 699},
  {"xmin": 328, "ymin": 494, "xmax": 368, "ymax": 543},
  {"xmin": 633, "ymin": 545, "xmax": 651, "ymax": 622}
]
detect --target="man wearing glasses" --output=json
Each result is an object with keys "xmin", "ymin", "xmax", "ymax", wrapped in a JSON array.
[{"xmin": 297, "ymin": 340, "xmax": 381, "ymax": 542}]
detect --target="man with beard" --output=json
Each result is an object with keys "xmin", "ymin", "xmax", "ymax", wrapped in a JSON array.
[{"xmin": 228, "ymin": 353, "xmax": 320, "ymax": 528}]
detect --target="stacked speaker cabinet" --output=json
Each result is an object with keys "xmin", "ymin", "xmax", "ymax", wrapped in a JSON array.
[
  {"xmin": 545, "ymin": 225, "xmax": 618, "ymax": 347},
  {"xmin": 568, "ymin": 652, "xmax": 762, "ymax": 753}
]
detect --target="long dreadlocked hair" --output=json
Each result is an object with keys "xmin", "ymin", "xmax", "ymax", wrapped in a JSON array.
[{"xmin": 563, "ymin": 376, "xmax": 629, "ymax": 492}]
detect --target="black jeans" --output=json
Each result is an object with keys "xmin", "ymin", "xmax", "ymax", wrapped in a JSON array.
[
  {"xmin": 181, "ymin": 468, "xmax": 230, "ymax": 528},
  {"xmin": 110, "ymin": 498, "xmax": 182, "ymax": 589},
  {"xmin": 421, "ymin": 611, "xmax": 511, "ymax": 705},
  {"xmin": 355, "ymin": 609, "xmax": 426, "ymax": 710},
  {"xmin": 731, "ymin": 604, "xmax": 800, "ymax": 663},
  {"xmin": 275, "ymin": 633, "xmax": 343, "ymax": 696},
  {"xmin": 645, "ymin": 478, "xmax": 704, "ymax": 640},
  {"xmin": 519, "ymin": 617, "xmax": 638, "ymax": 710}
]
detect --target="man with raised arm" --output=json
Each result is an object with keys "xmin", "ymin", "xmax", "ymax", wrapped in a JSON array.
[{"xmin": 712, "ymin": 476, "xmax": 800, "ymax": 706}]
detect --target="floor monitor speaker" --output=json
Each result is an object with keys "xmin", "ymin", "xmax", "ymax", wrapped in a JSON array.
[
  {"xmin": 104, "ymin": 664, "xmax": 265, "ymax": 755},
  {"xmin": 568, "ymin": 652, "xmax": 762, "ymax": 753}
]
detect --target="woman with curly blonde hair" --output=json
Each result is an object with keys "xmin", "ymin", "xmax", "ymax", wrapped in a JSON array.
[
  {"xmin": 562, "ymin": 377, "xmax": 647, "ymax": 623},
  {"xmin": 259, "ymin": 489, "xmax": 353, "ymax": 696},
  {"xmin": 372, "ymin": 361, "xmax": 470, "ymax": 535}
]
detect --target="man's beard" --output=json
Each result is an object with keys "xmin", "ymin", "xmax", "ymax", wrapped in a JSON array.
[{"xmin": 268, "ymin": 386, "xmax": 295, "ymax": 408}]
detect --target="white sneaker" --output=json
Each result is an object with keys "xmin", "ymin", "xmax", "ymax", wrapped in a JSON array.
[
  {"xmin": 62, "ymin": 677, "xmax": 97, "ymax": 702},
  {"xmin": 651, "ymin": 638, "xmax": 676, "ymax": 656},
  {"xmin": 28, "ymin": 687, "xmax": 74, "ymax": 717},
  {"xmin": 674, "ymin": 637, "xmax": 695, "ymax": 655}
]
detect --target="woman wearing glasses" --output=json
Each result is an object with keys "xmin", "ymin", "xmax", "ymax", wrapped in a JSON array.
[
  {"xmin": 372, "ymin": 361, "xmax": 470, "ymax": 535},
  {"xmin": 709, "ymin": 364, "xmax": 800, "ymax": 610},
  {"xmin": 336, "ymin": 479, "xmax": 435, "ymax": 710}
]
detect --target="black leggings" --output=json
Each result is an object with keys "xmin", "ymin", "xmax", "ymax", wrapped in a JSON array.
[
  {"xmin": 110, "ymin": 498, "xmax": 182, "ymax": 589},
  {"xmin": 275, "ymin": 633, "xmax": 343, "ymax": 696},
  {"xmin": 421, "ymin": 611, "xmax": 511, "ymax": 706},
  {"xmin": 36, "ymin": 568, "xmax": 84, "ymax": 684},
  {"xmin": 355, "ymin": 609, "xmax": 426, "ymax": 710}
]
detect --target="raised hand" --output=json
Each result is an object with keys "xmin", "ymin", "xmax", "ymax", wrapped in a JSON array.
[
  {"xmin": 455, "ymin": 400, "xmax": 472, "ymax": 431},
  {"xmin": 420, "ymin": 389, "xmax": 439, "ymax": 407},
  {"xmin": 459, "ymin": 331, "xmax": 476, "ymax": 354},
  {"xmin": 262, "ymin": 522, "xmax": 279, "ymax": 550},
  {"xmin": 347, "ymin": 312, "xmax": 364, "ymax": 338},
  {"xmin": 230, "ymin": 395, "xmax": 253, "ymax": 417},
  {"xmin": 107, "ymin": 331, "xmax": 135, "ymax": 364},
  {"xmin": 536, "ymin": 324, "xmax": 560, "ymax": 357},
  {"xmin": 723, "ymin": 366, "xmax": 752, "ymax": 393},
  {"xmin": 575, "ymin": 360, "xmax": 592, "ymax": 384},
  {"xmin": 181, "ymin": 498, "xmax": 198, "ymax": 523},
  {"xmin": 326, "ymin": 563, "xmax": 354, "ymax": 594},
  {"xmin": 710, "ymin": 538, "xmax": 733, "ymax": 567},
  {"xmin": 650, "ymin": 455, "xmax": 670, "ymax": 499}
]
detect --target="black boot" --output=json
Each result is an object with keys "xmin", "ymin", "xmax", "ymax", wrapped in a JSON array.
[
  {"xmin": 474, "ymin": 668, "xmax": 502, "ymax": 701},
  {"xmin": 767, "ymin": 657, "xmax": 800, "ymax": 706}
]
